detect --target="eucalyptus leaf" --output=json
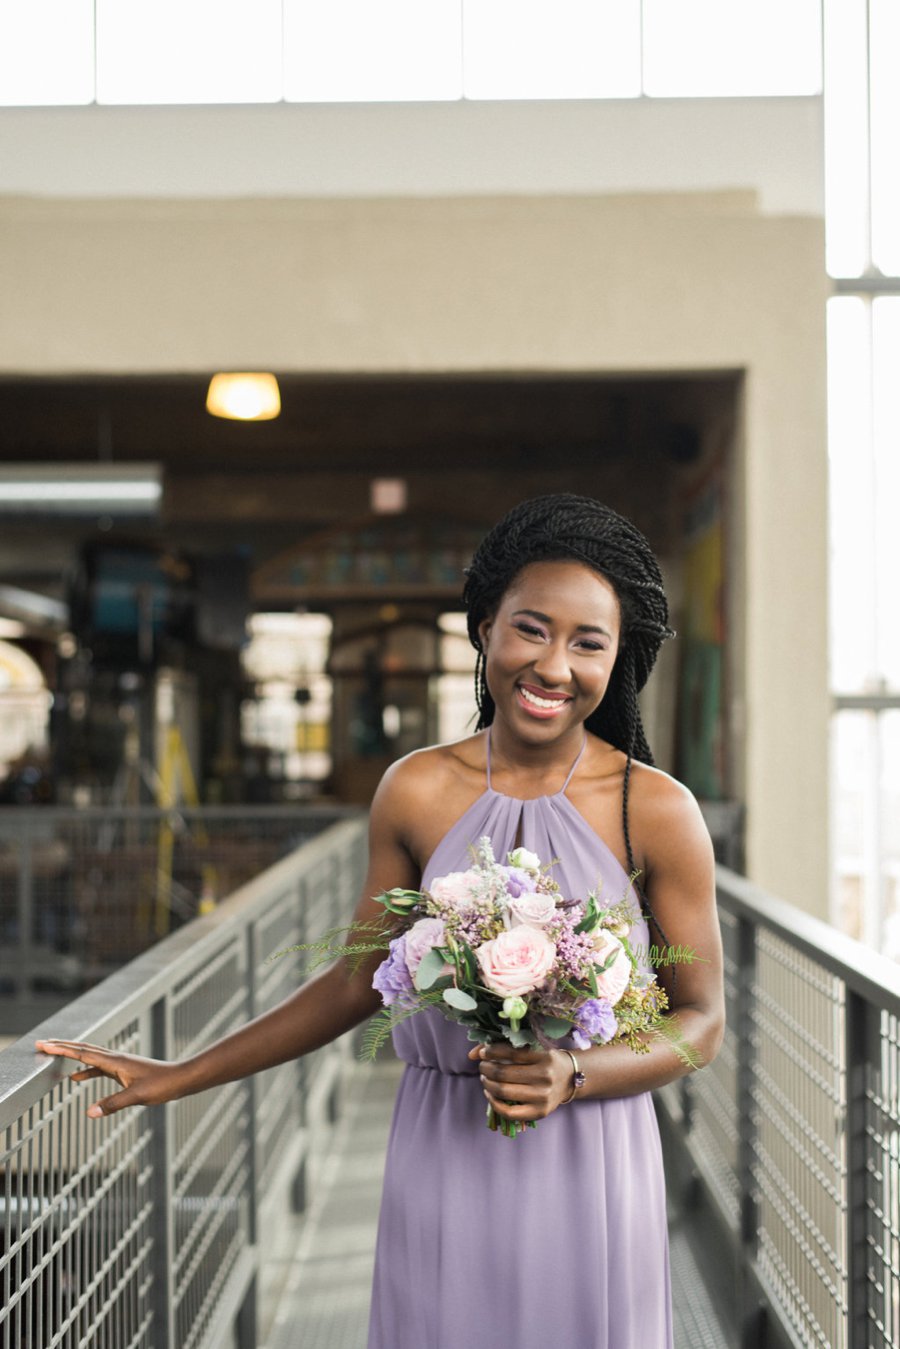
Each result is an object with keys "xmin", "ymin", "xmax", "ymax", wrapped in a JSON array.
[
  {"xmin": 414, "ymin": 948, "xmax": 448, "ymax": 991},
  {"xmin": 540, "ymin": 1016, "xmax": 573, "ymax": 1039},
  {"xmin": 442, "ymin": 987, "xmax": 478, "ymax": 1011},
  {"xmin": 505, "ymin": 1026, "xmax": 534, "ymax": 1048}
]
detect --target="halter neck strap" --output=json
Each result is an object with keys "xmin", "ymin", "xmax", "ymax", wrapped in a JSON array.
[{"xmin": 485, "ymin": 725, "xmax": 587, "ymax": 795}]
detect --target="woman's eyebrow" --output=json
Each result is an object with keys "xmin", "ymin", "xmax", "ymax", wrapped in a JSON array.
[{"xmin": 511, "ymin": 608, "xmax": 612, "ymax": 639}]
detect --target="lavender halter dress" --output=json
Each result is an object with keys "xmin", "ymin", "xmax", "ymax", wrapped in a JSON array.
[{"xmin": 367, "ymin": 735, "xmax": 673, "ymax": 1349}]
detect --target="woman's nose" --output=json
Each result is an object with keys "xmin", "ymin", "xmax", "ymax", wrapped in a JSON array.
[{"xmin": 531, "ymin": 641, "xmax": 571, "ymax": 685}]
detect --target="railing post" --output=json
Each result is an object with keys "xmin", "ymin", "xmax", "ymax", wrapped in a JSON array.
[
  {"xmin": 149, "ymin": 995, "xmax": 176, "ymax": 1349},
  {"xmin": 16, "ymin": 824, "xmax": 34, "ymax": 999},
  {"xmin": 846, "ymin": 989, "xmax": 875, "ymax": 1347},
  {"xmin": 235, "ymin": 916, "xmax": 260, "ymax": 1349},
  {"xmin": 292, "ymin": 873, "xmax": 310, "ymax": 1214},
  {"xmin": 244, "ymin": 917, "xmax": 259, "ymax": 1249},
  {"xmin": 736, "ymin": 912, "xmax": 763, "ymax": 1345}
]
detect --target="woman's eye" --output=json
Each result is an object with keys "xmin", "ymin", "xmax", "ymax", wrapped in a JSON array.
[
  {"xmin": 514, "ymin": 622, "xmax": 546, "ymax": 639},
  {"xmin": 575, "ymin": 639, "xmax": 605, "ymax": 653}
]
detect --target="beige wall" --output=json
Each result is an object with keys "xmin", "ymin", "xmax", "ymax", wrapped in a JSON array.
[{"xmin": 0, "ymin": 189, "xmax": 829, "ymax": 912}]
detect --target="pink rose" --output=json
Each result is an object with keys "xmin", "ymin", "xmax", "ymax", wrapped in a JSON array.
[
  {"xmin": 507, "ymin": 890, "xmax": 558, "ymax": 927},
  {"xmin": 429, "ymin": 869, "xmax": 483, "ymax": 909},
  {"xmin": 404, "ymin": 917, "xmax": 448, "ymax": 977},
  {"xmin": 591, "ymin": 930, "xmax": 631, "ymax": 1006},
  {"xmin": 476, "ymin": 926, "xmax": 556, "ymax": 997}
]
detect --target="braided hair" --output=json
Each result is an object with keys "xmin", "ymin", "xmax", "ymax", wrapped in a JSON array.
[{"xmin": 462, "ymin": 493, "xmax": 675, "ymax": 943}]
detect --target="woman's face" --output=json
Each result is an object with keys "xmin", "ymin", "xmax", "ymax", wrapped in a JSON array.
[{"xmin": 478, "ymin": 559, "xmax": 622, "ymax": 742}]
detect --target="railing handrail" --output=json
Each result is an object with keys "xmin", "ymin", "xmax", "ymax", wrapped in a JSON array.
[
  {"xmin": 0, "ymin": 813, "xmax": 366, "ymax": 1123},
  {"xmin": 716, "ymin": 863, "xmax": 900, "ymax": 1014},
  {"xmin": 0, "ymin": 803, "xmax": 358, "ymax": 822}
]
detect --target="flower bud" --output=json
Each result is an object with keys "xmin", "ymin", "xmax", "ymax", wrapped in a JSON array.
[
  {"xmin": 499, "ymin": 995, "xmax": 529, "ymax": 1031},
  {"xmin": 380, "ymin": 888, "xmax": 420, "ymax": 913}
]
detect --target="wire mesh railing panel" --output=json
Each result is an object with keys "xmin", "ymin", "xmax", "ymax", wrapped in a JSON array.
[
  {"xmin": 252, "ymin": 886, "xmax": 305, "ymax": 1203},
  {"xmin": 0, "ymin": 1018, "xmax": 155, "ymax": 1349},
  {"xmin": 688, "ymin": 906, "xmax": 742, "ymax": 1228},
  {"xmin": 752, "ymin": 931, "xmax": 848, "ymax": 1349},
  {"xmin": 863, "ymin": 1011, "xmax": 900, "ymax": 1348},
  {"xmin": 169, "ymin": 940, "xmax": 254, "ymax": 1349},
  {"xmin": 0, "ymin": 815, "xmax": 368, "ymax": 1349},
  {"xmin": 0, "ymin": 806, "xmax": 351, "ymax": 1004}
]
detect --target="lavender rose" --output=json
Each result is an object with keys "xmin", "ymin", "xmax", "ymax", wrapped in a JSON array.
[
  {"xmin": 571, "ymin": 997, "xmax": 617, "ymax": 1050},
  {"xmin": 372, "ymin": 934, "xmax": 414, "ymax": 1006},
  {"xmin": 404, "ymin": 917, "xmax": 449, "ymax": 978}
]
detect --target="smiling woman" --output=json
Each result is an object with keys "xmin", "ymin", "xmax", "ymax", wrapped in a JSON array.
[
  {"xmin": 478, "ymin": 562, "xmax": 621, "ymax": 734},
  {"xmin": 37, "ymin": 494, "xmax": 724, "ymax": 1349}
]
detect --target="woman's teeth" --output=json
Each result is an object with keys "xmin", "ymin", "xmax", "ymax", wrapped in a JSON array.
[{"xmin": 519, "ymin": 686, "xmax": 568, "ymax": 710}]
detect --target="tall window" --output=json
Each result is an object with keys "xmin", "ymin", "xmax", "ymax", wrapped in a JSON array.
[
  {"xmin": 240, "ymin": 612, "xmax": 332, "ymax": 790},
  {"xmin": 0, "ymin": 1, "xmax": 823, "ymax": 106},
  {"xmin": 825, "ymin": 0, "xmax": 900, "ymax": 950}
]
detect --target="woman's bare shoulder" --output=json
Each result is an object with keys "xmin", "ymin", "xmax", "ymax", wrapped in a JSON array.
[
  {"xmin": 372, "ymin": 736, "xmax": 486, "ymax": 812},
  {"xmin": 371, "ymin": 735, "xmax": 487, "ymax": 868},
  {"xmin": 626, "ymin": 760, "xmax": 714, "ymax": 868}
]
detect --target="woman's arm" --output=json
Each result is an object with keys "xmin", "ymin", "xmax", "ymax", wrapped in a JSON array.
[
  {"xmin": 473, "ymin": 775, "xmax": 725, "ymax": 1120},
  {"xmin": 36, "ymin": 767, "xmax": 421, "ymax": 1117}
]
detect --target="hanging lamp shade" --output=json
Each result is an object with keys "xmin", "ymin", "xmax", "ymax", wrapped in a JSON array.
[{"xmin": 206, "ymin": 372, "xmax": 281, "ymax": 421}]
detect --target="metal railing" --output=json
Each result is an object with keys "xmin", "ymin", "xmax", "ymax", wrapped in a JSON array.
[
  {"xmin": 0, "ymin": 805, "xmax": 355, "ymax": 1031},
  {"xmin": 658, "ymin": 866, "xmax": 900, "ymax": 1349},
  {"xmin": 0, "ymin": 813, "xmax": 368, "ymax": 1349}
]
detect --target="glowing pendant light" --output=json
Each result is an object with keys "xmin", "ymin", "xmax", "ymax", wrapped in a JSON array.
[{"xmin": 206, "ymin": 372, "xmax": 281, "ymax": 421}]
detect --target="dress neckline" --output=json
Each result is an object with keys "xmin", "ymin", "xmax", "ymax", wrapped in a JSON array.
[{"xmin": 485, "ymin": 724, "xmax": 587, "ymax": 801}]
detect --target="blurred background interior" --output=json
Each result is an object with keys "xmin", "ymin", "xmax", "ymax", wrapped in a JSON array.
[{"xmin": 0, "ymin": 0, "xmax": 895, "ymax": 1013}]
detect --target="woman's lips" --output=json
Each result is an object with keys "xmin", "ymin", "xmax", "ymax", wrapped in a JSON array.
[{"xmin": 515, "ymin": 683, "xmax": 573, "ymax": 719}]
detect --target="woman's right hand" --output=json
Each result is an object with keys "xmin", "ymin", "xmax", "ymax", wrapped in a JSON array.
[{"xmin": 35, "ymin": 1039, "xmax": 189, "ymax": 1118}]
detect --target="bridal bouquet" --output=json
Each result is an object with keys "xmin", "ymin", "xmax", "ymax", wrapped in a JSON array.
[{"xmin": 364, "ymin": 837, "xmax": 698, "ymax": 1135}]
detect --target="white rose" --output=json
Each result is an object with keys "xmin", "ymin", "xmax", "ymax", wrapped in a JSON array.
[
  {"xmin": 507, "ymin": 847, "xmax": 541, "ymax": 874},
  {"xmin": 508, "ymin": 891, "xmax": 558, "ymax": 927},
  {"xmin": 591, "ymin": 930, "xmax": 632, "ymax": 1006}
]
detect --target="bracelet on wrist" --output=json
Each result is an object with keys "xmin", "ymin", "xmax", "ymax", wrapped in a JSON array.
[{"xmin": 562, "ymin": 1049, "xmax": 586, "ymax": 1104}]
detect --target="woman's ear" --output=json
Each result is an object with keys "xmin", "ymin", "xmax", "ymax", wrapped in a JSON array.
[{"xmin": 477, "ymin": 616, "xmax": 492, "ymax": 649}]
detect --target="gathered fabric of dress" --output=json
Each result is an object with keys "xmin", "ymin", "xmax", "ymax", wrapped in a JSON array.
[{"xmin": 367, "ymin": 732, "xmax": 673, "ymax": 1349}]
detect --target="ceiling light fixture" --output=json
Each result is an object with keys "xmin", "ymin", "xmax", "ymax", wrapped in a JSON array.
[
  {"xmin": 0, "ymin": 464, "xmax": 162, "ymax": 516},
  {"xmin": 206, "ymin": 372, "xmax": 281, "ymax": 421}
]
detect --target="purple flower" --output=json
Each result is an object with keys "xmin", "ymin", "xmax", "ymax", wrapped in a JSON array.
[
  {"xmin": 574, "ymin": 997, "xmax": 617, "ymax": 1045},
  {"xmin": 503, "ymin": 866, "xmax": 537, "ymax": 898},
  {"xmin": 372, "ymin": 934, "xmax": 414, "ymax": 1006}
]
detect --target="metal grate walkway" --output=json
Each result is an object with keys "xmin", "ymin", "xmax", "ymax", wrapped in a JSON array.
[{"xmin": 261, "ymin": 1057, "xmax": 735, "ymax": 1349}]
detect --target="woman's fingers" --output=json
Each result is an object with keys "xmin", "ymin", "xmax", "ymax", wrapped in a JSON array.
[
  {"xmin": 36, "ymin": 1040, "xmax": 111, "ymax": 1065},
  {"xmin": 36, "ymin": 1040, "xmax": 175, "ymax": 1118},
  {"xmin": 478, "ymin": 1045, "xmax": 545, "ymax": 1064},
  {"xmin": 86, "ymin": 1085, "xmax": 144, "ymax": 1119},
  {"xmin": 37, "ymin": 1039, "xmax": 108, "ymax": 1053},
  {"xmin": 479, "ymin": 1059, "xmax": 554, "ymax": 1086},
  {"xmin": 37, "ymin": 1040, "xmax": 122, "ymax": 1079}
]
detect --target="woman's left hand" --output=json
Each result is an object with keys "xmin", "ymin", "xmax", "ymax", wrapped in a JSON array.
[{"xmin": 466, "ymin": 1043, "xmax": 575, "ymax": 1122}]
